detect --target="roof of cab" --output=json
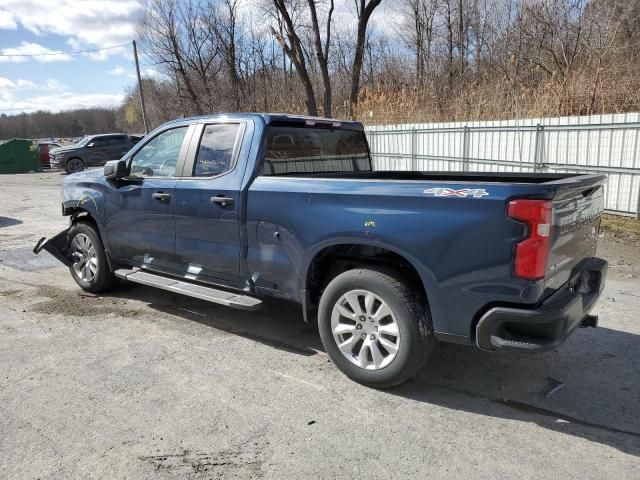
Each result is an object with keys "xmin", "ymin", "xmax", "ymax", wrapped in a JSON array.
[{"xmin": 162, "ymin": 113, "xmax": 364, "ymax": 131}]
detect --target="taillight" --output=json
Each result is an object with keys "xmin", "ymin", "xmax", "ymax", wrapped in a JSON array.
[{"xmin": 507, "ymin": 199, "xmax": 553, "ymax": 280}]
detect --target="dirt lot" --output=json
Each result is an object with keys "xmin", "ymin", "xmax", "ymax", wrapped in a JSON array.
[{"xmin": 1, "ymin": 171, "xmax": 639, "ymax": 479}]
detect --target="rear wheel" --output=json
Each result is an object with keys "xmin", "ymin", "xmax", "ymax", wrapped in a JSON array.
[
  {"xmin": 68, "ymin": 222, "xmax": 116, "ymax": 293},
  {"xmin": 65, "ymin": 158, "xmax": 85, "ymax": 174},
  {"xmin": 318, "ymin": 268, "xmax": 436, "ymax": 388}
]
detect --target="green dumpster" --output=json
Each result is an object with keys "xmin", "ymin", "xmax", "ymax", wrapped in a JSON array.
[{"xmin": 0, "ymin": 139, "xmax": 42, "ymax": 174}]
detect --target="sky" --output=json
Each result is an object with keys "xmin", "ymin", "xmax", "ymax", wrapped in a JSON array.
[
  {"xmin": 0, "ymin": 0, "xmax": 402, "ymax": 117},
  {"xmin": 0, "ymin": 0, "xmax": 150, "ymax": 116}
]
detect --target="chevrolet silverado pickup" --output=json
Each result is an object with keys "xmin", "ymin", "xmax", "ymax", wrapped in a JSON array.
[{"xmin": 34, "ymin": 113, "xmax": 608, "ymax": 388}]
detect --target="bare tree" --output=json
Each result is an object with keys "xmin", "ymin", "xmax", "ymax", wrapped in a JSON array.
[
  {"xmin": 139, "ymin": 0, "xmax": 206, "ymax": 114},
  {"xmin": 270, "ymin": 0, "xmax": 319, "ymax": 115},
  {"xmin": 207, "ymin": 0, "xmax": 244, "ymax": 110},
  {"xmin": 348, "ymin": 0, "xmax": 383, "ymax": 118},
  {"xmin": 308, "ymin": 0, "xmax": 335, "ymax": 116}
]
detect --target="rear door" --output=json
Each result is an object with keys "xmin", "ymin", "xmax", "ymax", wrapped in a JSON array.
[
  {"xmin": 107, "ymin": 135, "xmax": 131, "ymax": 160},
  {"xmin": 105, "ymin": 125, "xmax": 193, "ymax": 271},
  {"xmin": 173, "ymin": 122, "xmax": 246, "ymax": 283}
]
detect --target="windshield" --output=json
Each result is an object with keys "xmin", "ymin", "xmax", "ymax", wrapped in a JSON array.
[
  {"xmin": 75, "ymin": 136, "xmax": 92, "ymax": 147},
  {"xmin": 262, "ymin": 126, "xmax": 372, "ymax": 176}
]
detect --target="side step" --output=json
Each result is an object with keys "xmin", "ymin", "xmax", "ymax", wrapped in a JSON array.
[{"xmin": 115, "ymin": 269, "xmax": 262, "ymax": 311}]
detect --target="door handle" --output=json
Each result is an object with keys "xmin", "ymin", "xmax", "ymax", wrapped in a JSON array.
[
  {"xmin": 152, "ymin": 192, "xmax": 171, "ymax": 201},
  {"xmin": 211, "ymin": 196, "xmax": 234, "ymax": 207}
]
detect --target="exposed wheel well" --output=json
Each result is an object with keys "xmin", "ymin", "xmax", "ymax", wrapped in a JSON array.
[
  {"xmin": 67, "ymin": 209, "xmax": 115, "ymax": 272},
  {"xmin": 64, "ymin": 207, "xmax": 96, "ymax": 226},
  {"xmin": 304, "ymin": 244, "xmax": 427, "ymax": 322}
]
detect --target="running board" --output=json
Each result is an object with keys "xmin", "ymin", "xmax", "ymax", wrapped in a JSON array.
[{"xmin": 115, "ymin": 269, "xmax": 262, "ymax": 311}]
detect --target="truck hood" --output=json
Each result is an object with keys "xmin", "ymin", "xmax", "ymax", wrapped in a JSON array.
[
  {"xmin": 63, "ymin": 167, "xmax": 103, "ymax": 182},
  {"xmin": 50, "ymin": 145, "xmax": 80, "ymax": 155}
]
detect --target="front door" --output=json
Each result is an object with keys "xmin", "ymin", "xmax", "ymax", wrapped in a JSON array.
[
  {"xmin": 86, "ymin": 136, "xmax": 110, "ymax": 165},
  {"xmin": 105, "ymin": 126, "xmax": 192, "ymax": 271},
  {"xmin": 106, "ymin": 135, "xmax": 131, "ymax": 161},
  {"xmin": 173, "ymin": 123, "xmax": 245, "ymax": 283}
]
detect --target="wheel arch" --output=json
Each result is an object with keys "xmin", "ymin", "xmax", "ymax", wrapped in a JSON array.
[
  {"xmin": 63, "ymin": 204, "xmax": 114, "ymax": 272},
  {"xmin": 299, "ymin": 239, "xmax": 439, "ymax": 325}
]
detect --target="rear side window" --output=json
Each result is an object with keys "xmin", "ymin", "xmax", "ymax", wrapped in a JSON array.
[
  {"xmin": 193, "ymin": 124, "xmax": 241, "ymax": 177},
  {"xmin": 108, "ymin": 135, "xmax": 127, "ymax": 145},
  {"xmin": 261, "ymin": 127, "xmax": 371, "ymax": 176}
]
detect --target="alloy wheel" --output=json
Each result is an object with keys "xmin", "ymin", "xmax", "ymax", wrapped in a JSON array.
[
  {"xmin": 330, "ymin": 289, "xmax": 401, "ymax": 370},
  {"xmin": 70, "ymin": 233, "xmax": 98, "ymax": 282}
]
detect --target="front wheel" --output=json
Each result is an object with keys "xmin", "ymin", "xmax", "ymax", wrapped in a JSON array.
[
  {"xmin": 318, "ymin": 268, "xmax": 436, "ymax": 388},
  {"xmin": 68, "ymin": 222, "xmax": 117, "ymax": 293},
  {"xmin": 65, "ymin": 158, "xmax": 85, "ymax": 174}
]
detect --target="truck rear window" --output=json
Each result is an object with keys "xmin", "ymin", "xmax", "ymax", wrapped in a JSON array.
[{"xmin": 261, "ymin": 126, "xmax": 372, "ymax": 176}]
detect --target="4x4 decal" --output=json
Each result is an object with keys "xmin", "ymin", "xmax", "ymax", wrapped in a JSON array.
[{"xmin": 423, "ymin": 187, "xmax": 489, "ymax": 198}]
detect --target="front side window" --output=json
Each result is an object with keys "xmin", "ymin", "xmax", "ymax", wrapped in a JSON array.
[
  {"xmin": 91, "ymin": 137, "xmax": 109, "ymax": 148},
  {"xmin": 193, "ymin": 124, "xmax": 241, "ymax": 177},
  {"xmin": 130, "ymin": 126, "xmax": 188, "ymax": 177},
  {"xmin": 262, "ymin": 126, "xmax": 372, "ymax": 176}
]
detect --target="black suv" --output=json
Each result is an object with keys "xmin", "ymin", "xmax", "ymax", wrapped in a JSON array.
[{"xmin": 49, "ymin": 134, "xmax": 143, "ymax": 173}]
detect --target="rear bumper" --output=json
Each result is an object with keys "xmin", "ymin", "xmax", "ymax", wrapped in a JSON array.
[{"xmin": 476, "ymin": 257, "xmax": 607, "ymax": 352}]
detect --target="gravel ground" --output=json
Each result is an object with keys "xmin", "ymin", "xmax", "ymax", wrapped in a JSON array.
[{"xmin": 1, "ymin": 171, "xmax": 639, "ymax": 479}]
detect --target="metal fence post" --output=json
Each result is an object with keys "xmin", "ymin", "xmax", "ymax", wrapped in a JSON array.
[
  {"xmin": 411, "ymin": 128, "xmax": 417, "ymax": 171},
  {"xmin": 636, "ymin": 177, "xmax": 640, "ymax": 219},
  {"xmin": 534, "ymin": 124, "xmax": 544, "ymax": 172},
  {"xmin": 462, "ymin": 126, "xmax": 470, "ymax": 171},
  {"xmin": 368, "ymin": 130, "xmax": 376, "ymax": 170}
]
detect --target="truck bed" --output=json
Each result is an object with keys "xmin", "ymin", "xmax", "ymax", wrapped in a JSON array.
[{"xmin": 271, "ymin": 170, "xmax": 596, "ymax": 185}]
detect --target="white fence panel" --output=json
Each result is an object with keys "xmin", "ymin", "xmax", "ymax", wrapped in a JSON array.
[{"xmin": 365, "ymin": 113, "xmax": 640, "ymax": 216}]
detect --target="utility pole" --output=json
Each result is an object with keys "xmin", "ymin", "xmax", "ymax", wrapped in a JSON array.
[{"xmin": 132, "ymin": 40, "xmax": 149, "ymax": 134}]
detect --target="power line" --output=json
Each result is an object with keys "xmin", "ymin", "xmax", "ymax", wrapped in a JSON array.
[{"xmin": 0, "ymin": 42, "xmax": 131, "ymax": 58}]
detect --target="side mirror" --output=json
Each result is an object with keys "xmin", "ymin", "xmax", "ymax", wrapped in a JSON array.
[
  {"xmin": 104, "ymin": 159, "xmax": 127, "ymax": 180},
  {"xmin": 87, "ymin": 142, "xmax": 94, "ymax": 148}
]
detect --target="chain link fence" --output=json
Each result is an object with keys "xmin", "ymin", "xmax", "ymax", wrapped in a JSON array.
[{"xmin": 365, "ymin": 113, "xmax": 640, "ymax": 217}]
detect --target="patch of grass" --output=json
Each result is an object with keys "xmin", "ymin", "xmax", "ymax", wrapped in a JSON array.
[{"xmin": 600, "ymin": 214, "xmax": 640, "ymax": 246}]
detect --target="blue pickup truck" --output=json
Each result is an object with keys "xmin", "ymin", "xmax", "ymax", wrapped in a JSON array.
[{"xmin": 35, "ymin": 113, "xmax": 607, "ymax": 387}]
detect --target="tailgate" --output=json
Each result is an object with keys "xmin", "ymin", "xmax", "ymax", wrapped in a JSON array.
[{"xmin": 545, "ymin": 175, "xmax": 606, "ymax": 290}]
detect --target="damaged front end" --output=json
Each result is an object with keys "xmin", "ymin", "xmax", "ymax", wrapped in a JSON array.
[{"xmin": 33, "ymin": 227, "xmax": 72, "ymax": 267}]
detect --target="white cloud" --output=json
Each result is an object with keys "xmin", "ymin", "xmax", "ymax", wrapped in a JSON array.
[
  {"xmin": 0, "ymin": 76, "xmax": 89, "ymax": 114},
  {"xmin": 44, "ymin": 78, "xmax": 69, "ymax": 92},
  {"xmin": 0, "ymin": 92, "xmax": 124, "ymax": 115},
  {"xmin": 1, "ymin": 1, "xmax": 142, "ymax": 61},
  {"xmin": 0, "ymin": 42, "xmax": 73, "ymax": 63},
  {"xmin": 127, "ymin": 66, "xmax": 163, "ymax": 81},
  {"xmin": 108, "ymin": 65, "xmax": 127, "ymax": 76},
  {"xmin": 0, "ymin": 77, "xmax": 69, "ymax": 94},
  {"xmin": 0, "ymin": 9, "xmax": 18, "ymax": 29},
  {"xmin": 0, "ymin": 77, "xmax": 37, "ymax": 89}
]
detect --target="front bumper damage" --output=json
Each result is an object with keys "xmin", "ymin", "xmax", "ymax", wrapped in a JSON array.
[
  {"xmin": 476, "ymin": 257, "xmax": 608, "ymax": 352},
  {"xmin": 33, "ymin": 227, "xmax": 72, "ymax": 266}
]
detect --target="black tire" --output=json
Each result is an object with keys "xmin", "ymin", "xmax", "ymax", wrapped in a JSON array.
[
  {"xmin": 318, "ymin": 268, "xmax": 436, "ymax": 388},
  {"xmin": 65, "ymin": 158, "xmax": 86, "ymax": 174},
  {"xmin": 67, "ymin": 221, "xmax": 117, "ymax": 293}
]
